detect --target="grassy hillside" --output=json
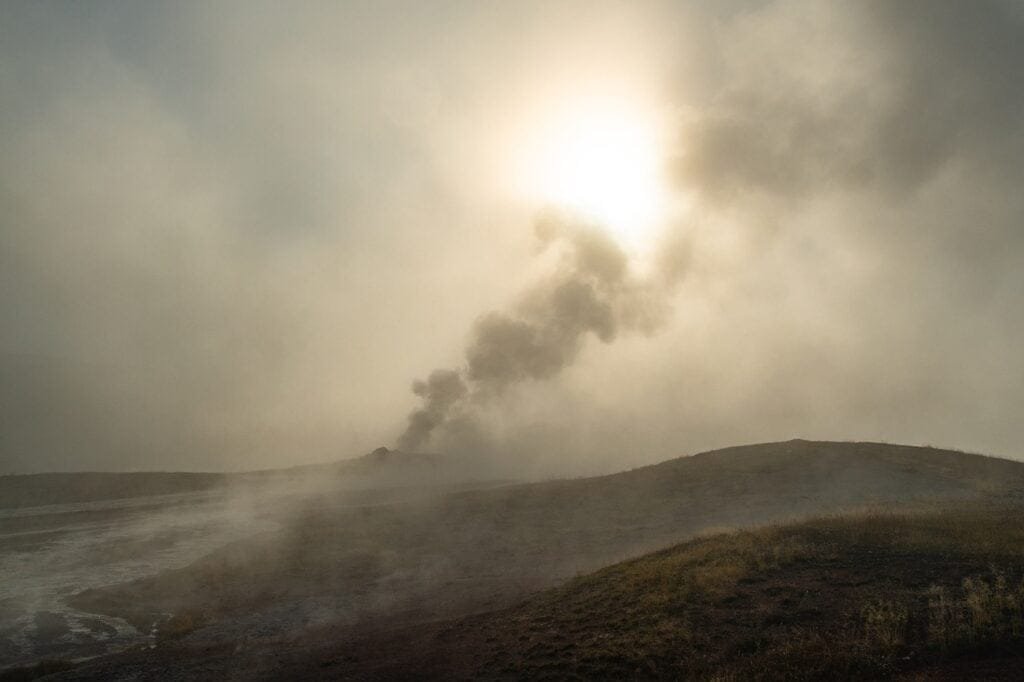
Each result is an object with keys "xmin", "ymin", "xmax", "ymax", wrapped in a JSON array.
[
  {"xmin": 312, "ymin": 504, "xmax": 1024, "ymax": 680},
  {"xmin": 50, "ymin": 441, "xmax": 1024, "ymax": 680}
]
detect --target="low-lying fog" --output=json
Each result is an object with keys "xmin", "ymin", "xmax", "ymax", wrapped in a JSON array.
[
  {"xmin": 0, "ymin": 455, "xmax": 509, "ymax": 670},
  {"xmin": 0, "ymin": 488, "xmax": 274, "ymax": 667}
]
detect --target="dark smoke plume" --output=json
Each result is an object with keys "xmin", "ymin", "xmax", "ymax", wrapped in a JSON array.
[
  {"xmin": 397, "ymin": 369, "xmax": 468, "ymax": 452},
  {"xmin": 397, "ymin": 216, "xmax": 675, "ymax": 452}
]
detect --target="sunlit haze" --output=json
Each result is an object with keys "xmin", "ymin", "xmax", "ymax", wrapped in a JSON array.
[
  {"xmin": 2, "ymin": 1, "xmax": 1024, "ymax": 477},
  {"xmin": 515, "ymin": 98, "xmax": 670, "ymax": 249}
]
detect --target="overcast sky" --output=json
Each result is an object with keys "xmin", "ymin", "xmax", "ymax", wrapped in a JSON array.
[{"xmin": 2, "ymin": 1, "xmax": 1023, "ymax": 475}]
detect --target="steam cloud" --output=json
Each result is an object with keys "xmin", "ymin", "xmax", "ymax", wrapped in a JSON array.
[
  {"xmin": 397, "ymin": 216, "xmax": 676, "ymax": 452},
  {"xmin": 397, "ymin": 0, "xmax": 1024, "ymax": 460},
  {"xmin": 4, "ymin": 1, "xmax": 1024, "ymax": 472}
]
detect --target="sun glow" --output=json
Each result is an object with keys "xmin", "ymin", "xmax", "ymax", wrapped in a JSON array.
[{"xmin": 516, "ymin": 99, "xmax": 669, "ymax": 249}]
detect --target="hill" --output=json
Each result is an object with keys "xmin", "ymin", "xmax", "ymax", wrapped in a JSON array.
[
  {"xmin": 310, "ymin": 504, "xmax": 1024, "ymax": 680},
  {"xmin": 44, "ymin": 440, "xmax": 1024, "ymax": 679}
]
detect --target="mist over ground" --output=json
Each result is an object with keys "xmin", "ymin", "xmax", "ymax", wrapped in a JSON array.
[{"xmin": 2, "ymin": 0, "xmax": 1023, "ymax": 475}]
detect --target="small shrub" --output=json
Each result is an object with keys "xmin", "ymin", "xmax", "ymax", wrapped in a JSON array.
[
  {"xmin": 927, "ymin": 569, "xmax": 1024, "ymax": 651},
  {"xmin": 862, "ymin": 599, "xmax": 908, "ymax": 649},
  {"xmin": 927, "ymin": 585, "xmax": 960, "ymax": 650}
]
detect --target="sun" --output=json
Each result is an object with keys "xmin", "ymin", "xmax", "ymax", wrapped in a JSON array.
[{"xmin": 516, "ymin": 98, "xmax": 669, "ymax": 249}]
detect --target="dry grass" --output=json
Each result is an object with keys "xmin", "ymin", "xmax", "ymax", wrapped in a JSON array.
[
  {"xmin": 323, "ymin": 502, "xmax": 1024, "ymax": 680},
  {"xmin": 927, "ymin": 569, "xmax": 1024, "ymax": 651},
  {"xmin": 863, "ymin": 600, "xmax": 910, "ymax": 649}
]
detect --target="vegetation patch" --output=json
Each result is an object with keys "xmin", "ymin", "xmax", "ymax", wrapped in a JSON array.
[{"xmin": 327, "ymin": 503, "xmax": 1024, "ymax": 680}]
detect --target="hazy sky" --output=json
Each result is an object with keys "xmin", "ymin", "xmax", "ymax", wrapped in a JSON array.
[{"xmin": 2, "ymin": 1, "xmax": 1023, "ymax": 475}]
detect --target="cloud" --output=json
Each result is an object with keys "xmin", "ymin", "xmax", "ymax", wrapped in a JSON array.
[
  {"xmin": 2, "ymin": 0, "xmax": 1023, "ymax": 475},
  {"xmin": 677, "ymin": 0, "xmax": 1024, "ymax": 204},
  {"xmin": 400, "ymin": 0, "xmax": 1024, "ymax": 470},
  {"xmin": 0, "ymin": 1, "xmax": 526, "ymax": 472}
]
